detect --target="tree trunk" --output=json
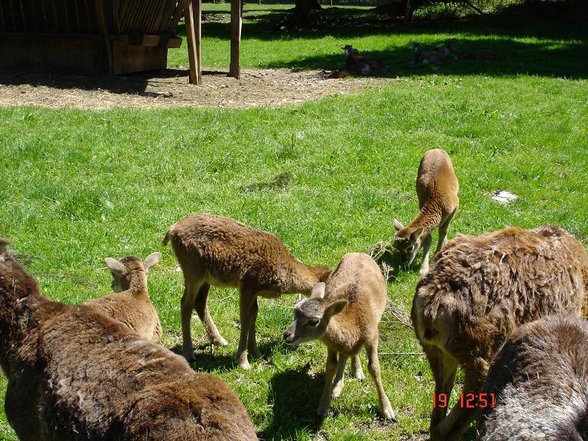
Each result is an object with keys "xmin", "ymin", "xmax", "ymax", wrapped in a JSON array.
[{"xmin": 293, "ymin": 0, "xmax": 322, "ymax": 22}]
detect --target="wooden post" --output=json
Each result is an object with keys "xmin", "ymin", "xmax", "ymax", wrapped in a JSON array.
[
  {"xmin": 95, "ymin": 0, "xmax": 113, "ymax": 74},
  {"xmin": 183, "ymin": 0, "xmax": 201, "ymax": 84},
  {"xmin": 195, "ymin": 0, "xmax": 202, "ymax": 76},
  {"xmin": 229, "ymin": 0, "xmax": 241, "ymax": 79}
]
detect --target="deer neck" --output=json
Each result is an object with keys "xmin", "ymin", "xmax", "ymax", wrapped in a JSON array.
[
  {"xmin": 407, "ymin": 204, "xmax": 443, "ymax": 236},
  {"xmin": 285, "ymin": 261, "xmax": 323, "ymax": 295},
  {"xmin": 126, "ymin": 270, "xmax": 148, "ymax": 297}
]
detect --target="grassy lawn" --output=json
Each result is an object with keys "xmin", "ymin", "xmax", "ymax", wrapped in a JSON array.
[{"xmin": 0, "ymin": 2, "xmax": 586, "ymax": 440}]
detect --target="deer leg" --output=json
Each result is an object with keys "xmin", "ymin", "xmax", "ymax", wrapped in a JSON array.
[
  {"xmin": 434, "ymin": 359, "xmax": 487, "ymax": 441},
  {"xmin": 420, "ymin": 233, "xmax": 433, "ymax": 275},
  {"xmin": 331, "ymin": 354, "xmax": 348, "ymax": 398},
  {"xmin": 194, "ymin": 283, "xmax": 227, "ymax": 347},
  {"xmin": 247, "ymin": 296, "xmax": 262, "ymax": 358},
  {"xmin": 180, "ymin": 279, "xmax": 200, "ymax": 362},
  {"xmin": 317, "ymin": 349, "xmax": 338, "ymax": 418},
  {"xmin": 366, "ymin": 339, "xmax": 396, "ymax": 422},
  {"xmin": 351, "ymin": 355, "xmax": 365, "ymax": 381},
  {"xmin": 435, "ymin": 211, "xmax": 456, "ymax": 256},
  {"xmin": 236, "ymin": 288, "xmax": 257, "ymax": 370},
  {"xmin": 423, "ymin": 343, "xmax": 459, "ymax": 441}
]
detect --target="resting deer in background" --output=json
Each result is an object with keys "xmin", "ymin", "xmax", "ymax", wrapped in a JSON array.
[
  {"xmin": 342, "ymin": 45, "xmax": 383, "ymax": 75},
  {"xmin": 393, "ymin": 149, "xmax": 459, "ymax": 275}
]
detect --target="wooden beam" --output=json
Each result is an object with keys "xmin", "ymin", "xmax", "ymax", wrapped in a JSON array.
[
  {"xmin": 195, "ymin": 0, "xmax": 202, "ymax": 79},
  {"xmin": 94, "ymin": 0, "xmax": 113, "ymax": 74},
  {"xmin": 229, "ymin": 0, "xmax": 242, "ymax": 78},
  {"xmin": 123, "ymin": 34, "xmax": 182, "ymax": 48},
  {"xmin": 183, "ymin": 0, "xmax": 201, "ymax": 84}
]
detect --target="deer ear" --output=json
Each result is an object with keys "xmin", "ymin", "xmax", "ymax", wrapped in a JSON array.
[
  {"xmin": 325, "ymin": 299, "xmax": 348, "ymax": 318},
  {"xmin": 104, "ymin": 258, "xmax": 126, "ymax": 275},
  {"xmin": 143, "ymin": 252, "xmax": 161, "ymax": 271},
  {"xmin": 310, "ymin": 282, "xmax": 326, "ymax": 299},
  {"xmin": 410, "ymin": 228, "xmax": 424, "ymax": 241},
  {"xmin": 393, "ymin": 219, "xmax": 404, "ymax": 231}
]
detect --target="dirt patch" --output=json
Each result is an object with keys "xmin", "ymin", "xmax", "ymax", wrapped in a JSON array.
[{"xmin": 0, "ymin": 68, "xmax": 389, "ymax": 110}]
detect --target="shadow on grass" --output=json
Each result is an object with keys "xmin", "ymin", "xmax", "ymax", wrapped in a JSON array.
[
  {"xmin": 169, "ymin": 338, "xmax": 292, "ymax": 372},
  {"xmin": 186, "ymin": 1, "xmax": 588, "ymax": 80},
  {"xmin": 169, "ymin": 343, "xmax": 237, "ymax": 371},
  {"xmin": 261, "ymin": 37, "xmax": 587, "ymax": 80},
  {"xmin": 196, "ymin": 0, "xmax": 587, "ymax": 42},
  {"xmin": 1, "ymin": 1, "xmax": 586, "ymax": 88},
  {"xmin": 0, "ymin": 68, "xmax": 188, "ymax": 93},
  {"xmin": 368, "ymin": 240, "xmax": 404, "ymax": 282},
  {"xmin": 262, "ymin": 364, "xmax": 325, "ymax": 440}
]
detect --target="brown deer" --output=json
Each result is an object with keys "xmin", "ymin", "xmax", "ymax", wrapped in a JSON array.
[
  {"xmin": 163, "ymin": 213, "xmax": 330, "ymax": 369},
  {"xmin": 393, "ymin": 148, "xmax": 459, "ymax": 275}
]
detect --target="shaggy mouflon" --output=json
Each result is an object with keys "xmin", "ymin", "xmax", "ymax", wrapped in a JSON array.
[
  {"xmin": 412, "ymin": 225, "xmax": 587, "ymax": 441},
  {"xmin": 0, "ymin": 240, "xmax": 257, "ymax": 441},
  {"xmin": 479, "ymin": 314, "xmax": 588, "ymax": 441}
]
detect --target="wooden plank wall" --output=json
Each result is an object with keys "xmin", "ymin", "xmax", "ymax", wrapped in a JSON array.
[
  {"xmin": 0, "ymin": 0, "xmax": 185, "ymax": 74},
  {"xmin": 0, "ymin": 0, "xmax": 183, "ymax": 36},
  {"xmin": 0, "ymin": 0, "xmax": 99, "ymax": 33}
]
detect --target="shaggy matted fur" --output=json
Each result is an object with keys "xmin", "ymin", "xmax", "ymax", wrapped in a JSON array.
[
  {"xmin": 163, "ymin": 212, "xmax": 330, "ymax": 369},
  {"xmin": 479, "ymin": 314, "xmax": 588, "ymax": 441},
  {"xmin": 412, "ymin": 225, "xmax": 587, "ymax": 441},
  {"xmin": 0, "ymin": 241, "xmax": 257, "ymax": 441}
]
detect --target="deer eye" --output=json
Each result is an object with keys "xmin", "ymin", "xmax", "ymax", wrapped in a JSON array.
[{"xmin": 307, "ymin": 319, "xmax": 320, "ymax": 327}]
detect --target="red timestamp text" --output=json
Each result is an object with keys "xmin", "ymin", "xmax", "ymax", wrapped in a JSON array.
[{"xmin": 432, "ymin": 392, "xmax": 496, "ymax": 409}]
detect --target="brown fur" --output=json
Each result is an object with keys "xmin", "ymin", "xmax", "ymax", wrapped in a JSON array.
[
  {"xmin": 0, "ymin": 242, "xmax": 257, "ymax": 441},
  {"xmin": 84, "ymin": 253, "xmax": 162, "ymax": 342},
  {"xmin": 412, "ymin": 225, "xmax": 588, "ymax": 441},
  {"xmin": 394, "ymin": 149, "xmax": 459, "ymax": 275},
  {"xmin": 342, "ymin": 45, "xmax": 384, "ymax": 75},
  {"xmin": 284, "ymin": 253, "xmax": 395, "ymax": 421},
  {"xmin": 412, "ymin": 43, "xmax": 448, "ymax": 66},
  {"xmin": 163, "ymin": 213, "xmax": 330, "ymax": 369},
  {"xmin": 479, "ymin": 314, "xmax": 588, "ymax": 440}
]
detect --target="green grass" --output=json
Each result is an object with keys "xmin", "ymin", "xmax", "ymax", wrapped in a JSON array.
[{"xmin": 0, "ymin": 2, "xmax": 587, "ymax": 440}]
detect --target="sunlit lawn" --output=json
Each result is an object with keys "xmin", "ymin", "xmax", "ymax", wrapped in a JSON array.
[{"xmin": 0, "ymin": 1, "xmax": 586, "ymax": 440}]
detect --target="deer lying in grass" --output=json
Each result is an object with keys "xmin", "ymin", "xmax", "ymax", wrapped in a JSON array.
[
  {"xmin": 283, "ymin": 253, "xmax": 396, "ymax": 421},
  {"xmin": 163, "ymin": 213, "xmax": 330, "ymax": 369},
  {"xmin": 412, "ymin": 43, "xmax": 448, "ymax": 66},
  {"xmin": 412, "ymin": 225, "xmax": 587, "ymax": 441},
  {"xmin": 342, "ymin": 45, "xmax": 383, "ymax": 75},
  {"xmin": 0, "ymin": 239, "xmax": 258, "ymax": 441},
  {"xmin": 479, "ymin": 314, "xmax": 588, "ymax": 440},
  {"xmin": 393, "ymin": 148, "xmax": 459, "ymax": 275},
  {"xmin": 85, "ymin": 252, "xmax": 162, "ymax": 342}
]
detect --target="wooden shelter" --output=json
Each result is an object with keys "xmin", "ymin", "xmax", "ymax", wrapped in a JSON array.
[{"xmin": 0, "ymin": 0, "xmax": 241, "ymax": 83}]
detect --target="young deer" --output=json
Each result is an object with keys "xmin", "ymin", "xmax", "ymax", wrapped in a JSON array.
[
  {"xmin": 284, "ymin": 253, "xmax": 396, "ymax": 421},
  {"xmin": 163, "ymin": 213, "xmax": 330, "ymax": 370},
  {"xmin": 85, "ymin": 252, "xmax": 162, "ymax": 342},
  {"xmin": 393, "ymin": 148, "xmax": 459, "ymax": 275}
]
